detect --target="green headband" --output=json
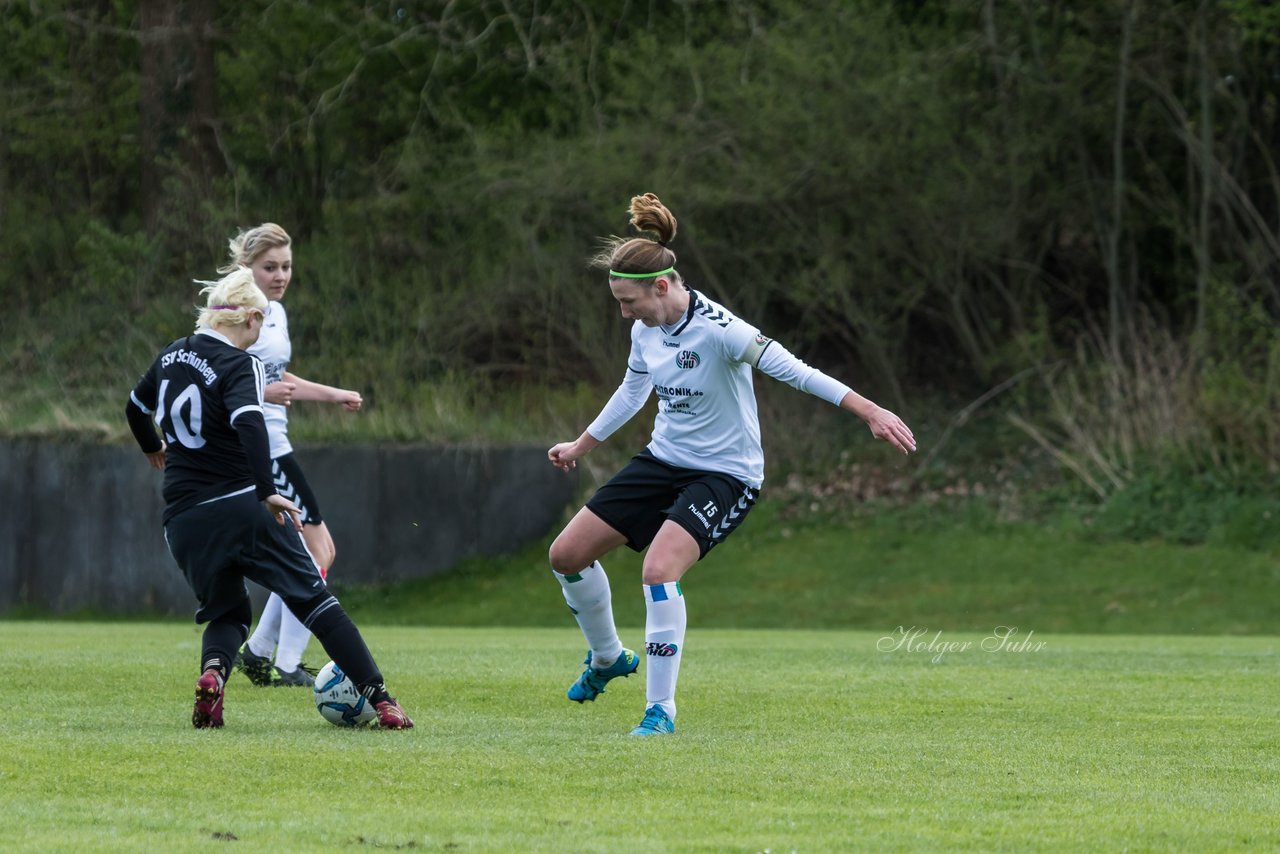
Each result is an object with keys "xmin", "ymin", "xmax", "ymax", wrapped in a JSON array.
[{"xmin": 609, "ymin": 266, "xmax": 675, "ymax": 279}]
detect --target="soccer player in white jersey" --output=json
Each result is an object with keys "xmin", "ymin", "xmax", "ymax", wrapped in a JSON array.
[
  {"xmin": 125, "ymin": 267, "xmax": 411, "ymax": 729},
  {"xmin": 547, "ymin": 193, "xmax": 916, "ymax": 736},
  {"xmin": 219, "ymin": 224, "xmax": 366, "ymax": 687}
]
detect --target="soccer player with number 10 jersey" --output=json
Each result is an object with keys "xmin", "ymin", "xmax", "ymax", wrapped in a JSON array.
[{"xmin": 125, "ymin": 267, "xmax": 412, "ymax": 730}]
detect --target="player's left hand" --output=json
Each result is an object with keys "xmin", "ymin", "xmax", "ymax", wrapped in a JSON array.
[
  {"xmin": 265, "ymin": 494, "xmax": 303, "ymax": 531},
  {"xmin": 865, "ymin": 407, "xmax": 917, "ymax": 455}
]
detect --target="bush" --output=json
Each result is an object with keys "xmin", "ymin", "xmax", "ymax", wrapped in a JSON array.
[{"xmin": 1087, "ymin": 463, "xmax": 1280, "ymax": 547}]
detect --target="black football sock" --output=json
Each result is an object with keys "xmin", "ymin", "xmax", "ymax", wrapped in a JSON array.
[
  {"xmin": 201, "ymin": 619, "xmax": 245, "ymax": 682},
  {"xmin": 306, "ymin": 600, "xmax": 385, "ymax": 696},
  {"xmin": 358, "ymin": 682, "xmax": 392, "ymax": 705}
]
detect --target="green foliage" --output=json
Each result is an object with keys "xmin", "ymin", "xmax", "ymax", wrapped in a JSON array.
[
  {"xmin": 0, "ymin": 1, "xmax": 143, "ymax": 289},
  {"xmin": 4, "ymin": 0, "xmax": 1280, "ymax": 485},
  {"xmin": 1196, "ymin": 277, "xmax": 1280, "ymax": 463},
  {"xmin": 1224, "ymin": 0, "xmax": 1280, "ymax": 45},
  {"xmin": 1087, "ymin": 463, "xmax": 1280, "ymax": 548}
]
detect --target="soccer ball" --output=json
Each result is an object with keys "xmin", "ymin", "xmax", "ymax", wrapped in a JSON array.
[{"xmin": 313, "ymin": 660, "xmax": 376, "ymax": 727}]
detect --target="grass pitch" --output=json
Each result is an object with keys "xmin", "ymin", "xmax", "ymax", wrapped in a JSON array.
[{"xmin": 2, "ymin": 622, "xmax": 1276, "ymax": 852}]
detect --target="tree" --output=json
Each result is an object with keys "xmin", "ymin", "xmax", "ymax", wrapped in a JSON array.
[{"xmin": 138, "ymin": 0, "xmax": 220, "ymax": 230}]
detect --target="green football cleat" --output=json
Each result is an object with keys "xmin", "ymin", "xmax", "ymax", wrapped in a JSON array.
[
  {"xmin": 270, "ymin": 664, "xmax": 316, "ymax": 687},
  {"xmin": 566, "ymin": 649, "xmax": 639, "ymax": 703},
  {"xmin": 234, "ymin": 643, "xmax": 273, "ymax": 687},
  {"xmin": 629, "ymin": 704, "xmax": 675, "ymax": 737}
]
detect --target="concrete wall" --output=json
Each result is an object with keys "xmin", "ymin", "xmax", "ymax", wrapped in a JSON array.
[{"xmin": 0, "ymin": 440, "xmax": 576, "ymax": 616}]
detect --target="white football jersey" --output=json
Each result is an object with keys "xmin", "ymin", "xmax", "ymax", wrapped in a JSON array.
[
  {"xmin": 247, "ymin": 300, "xmax": 292, "ymax": 458},
  {"xmin": 628, "ymin": 291, "xmax": 767, "ymax": 487}
]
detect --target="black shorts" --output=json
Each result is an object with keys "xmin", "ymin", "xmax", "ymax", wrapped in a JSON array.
[
  {"xmin": 586, "ymin": 450, "xmax": 760, "ymax": 559},
  {"xmin": 273, "ymin": 453, "xmax": 323, "ymax": 525},
  {"xmin": 163, "ymin": 490, "xmax": 328, "ymax": 624}
]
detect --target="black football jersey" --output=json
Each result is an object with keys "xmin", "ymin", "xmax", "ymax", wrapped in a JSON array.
[{"xmin": 129, "ymin": 330, "xmax": 268, "ymax": 521}]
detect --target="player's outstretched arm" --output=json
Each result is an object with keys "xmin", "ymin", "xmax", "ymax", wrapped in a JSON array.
[
  {"xmin": 839, "ymin": 390, "xmax": 917, "ymax": 455},
  {"xmin": 749, "ymin": 337, "xmax": 915, "ymax": 454},
  {"xmin": 281, "ymin": 371, "xmax": 362, "ymax": 411}
]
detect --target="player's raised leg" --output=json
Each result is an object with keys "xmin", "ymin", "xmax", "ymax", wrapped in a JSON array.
[
  {"xmin": 549, "ymin": 508, "xmax": 637, "ymax": 702},
  {"xmin": 283, "ymin": 592, "xmax": 412, "ymax": 728},
  {"xmin": 252, "ymin": 508, "xmax": 413, "ymax": 729}
]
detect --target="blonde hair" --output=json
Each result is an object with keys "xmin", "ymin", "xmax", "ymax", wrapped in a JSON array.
[
  {"xmin": 590, "ymin": 193, "xmax": 681, "ymax": 284},
  {"xmin": 218, "ymin": 222, "xmax": 292, "ymax": 273},
  {"xmin": 194, "ymin": 267, "xmax": 268, "ymax": 330}
]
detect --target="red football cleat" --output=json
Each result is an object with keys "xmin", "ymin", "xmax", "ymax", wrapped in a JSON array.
[
  {"xmin": 193, "ymin": 669, "xmax": 225, "ymax": 729},
  {"xmin": 373, "ymin": 698, "xmax": 413, "ymax": 729}
]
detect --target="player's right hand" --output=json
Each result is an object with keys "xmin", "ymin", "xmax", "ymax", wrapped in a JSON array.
[
  {"xmin": 144, "ymin": 444, "xmax": 167, "ymax": 471},
  {"xmin": 547, "ymin": 442, "xmax": 578, "ymax": 472},
  {"xmin": 265, "ymin": 494, "xmax": 303, "ymax": 531},
  {"xmin": 265, "ymin": 381, "xmax": 297, "ymax": 406}
]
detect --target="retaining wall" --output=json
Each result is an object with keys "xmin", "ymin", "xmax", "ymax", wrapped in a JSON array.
[{"xmin": 0, "ymin": 440, "xmax": 575, "ymax": 616}]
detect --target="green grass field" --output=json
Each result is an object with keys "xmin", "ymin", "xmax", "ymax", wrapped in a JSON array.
[{"xmin": 3, "ymin": 622, "xmax": 1276, "ymax": 852}]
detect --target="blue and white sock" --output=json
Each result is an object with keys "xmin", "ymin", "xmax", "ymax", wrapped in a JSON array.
[
  {"xmin": 554, "ymin": 561, "xmax": 624, "ymax": 669},
  {"xmin": 644, "ymin": 581, "xmax": 686, "ymax": 720}
]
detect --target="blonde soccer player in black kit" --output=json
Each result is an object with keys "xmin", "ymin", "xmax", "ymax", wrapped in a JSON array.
[
  {"xmin": 547, "ymin": 193, "xmax": 916, "ymax": 736},
  {"xmin": 125, "ymin": 267, "xmax": 412, "ymax": 729}
]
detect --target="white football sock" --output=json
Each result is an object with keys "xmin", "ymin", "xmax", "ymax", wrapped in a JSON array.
[
  {"xmin": 274, "ymin": 604, "xmax": 313, "ymax": 672},
  {"xmin": 644, "ymin": 581, "xmax": 686, "ymax": 720},
  {"xmin": 554, "ymin": 561, "xmax": 624, "ymax": 668},
  {"xmin": 269, "ymin": 536, "xmax": 324, "ymax": 671},
  {"xmin": 245, "ymin": 593, "xmax": 283, "ymax": 658}
]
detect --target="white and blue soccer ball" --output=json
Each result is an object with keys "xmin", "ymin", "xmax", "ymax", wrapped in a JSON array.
[{"xmin": 313, "ymin": 660, "xmax": 376, "ymax": 727}]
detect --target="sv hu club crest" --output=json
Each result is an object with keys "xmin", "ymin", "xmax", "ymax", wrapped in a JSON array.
[{"xmin": 675, "ymin": 350, "xmax": 700, "ymax": 369}]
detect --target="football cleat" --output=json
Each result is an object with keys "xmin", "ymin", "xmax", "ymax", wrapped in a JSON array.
[
  {"xmin": 373, "ymin": 698, "xmax": 414, "ymax": 729},
  {"xmin": 629, "ymin": 704, "xmax": 675, "ymax": 737},
  {"xmin": 567, "ymin": 648, "xmax": 639, "ymax": 703},
  {"xmin": 192, "ymin": 669, "xmax": 225, "ymax": 729},
  {"xmin": 234, "ymin": 643, "xmax": 273, "ymax": 687},
  {"xmin": 270, "ymin": 664, "xmax": 316, "ymax": 687}
]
